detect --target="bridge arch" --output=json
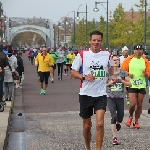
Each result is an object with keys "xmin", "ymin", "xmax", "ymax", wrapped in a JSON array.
[{"xmin": 9, "ymin": 24, "xmax": 54, "ymax": 47}]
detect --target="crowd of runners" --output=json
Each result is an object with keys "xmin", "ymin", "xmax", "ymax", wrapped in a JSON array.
[
  {"xmin": 24, "ymin": 32, "xmax": 150, "ymax": 149},
  {"xmin": 0, "ymin": 29, "xmax": 150, "ymax": 150},
  {"xmin": 71, "ymin": 30, "xmax": 150, "ymax": 150}
]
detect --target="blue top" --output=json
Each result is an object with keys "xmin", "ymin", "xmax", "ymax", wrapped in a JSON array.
[{"xmin": 3, "ymin": 49, "xmax": 8, "ymax": 55}]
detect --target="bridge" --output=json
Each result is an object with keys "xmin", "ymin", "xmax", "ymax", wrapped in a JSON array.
[{"xmin": 5, "ymin": 17, "xmax": 54, "ymax": 48}]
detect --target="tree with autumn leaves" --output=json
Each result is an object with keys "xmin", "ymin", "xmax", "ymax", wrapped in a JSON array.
[{"xmin": 73, "ymin": 0, "xmax": 150, "ymax": 51}]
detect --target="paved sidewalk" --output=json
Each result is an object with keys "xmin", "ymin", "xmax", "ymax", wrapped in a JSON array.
[{"xmin": 0, "ymin": 101, "xmax": 11, "ymax": 150}]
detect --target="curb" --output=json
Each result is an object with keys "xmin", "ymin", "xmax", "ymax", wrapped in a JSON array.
[{"xmin": 3, "ymin": 88, "xmax": 14, "ymax": 150}]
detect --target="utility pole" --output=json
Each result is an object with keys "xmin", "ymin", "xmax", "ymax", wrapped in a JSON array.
[
  {"xmin": 144, "ymin": 0, "xmax": 147, "ymax": 49},
  {"xmin": 0, "ymin": 2, "xmax": 2, "ymax": 40}
]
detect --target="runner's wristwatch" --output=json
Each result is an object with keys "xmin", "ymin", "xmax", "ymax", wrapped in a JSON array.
[{"xmin": 82, "ymin": 75, "xmax": 86, "ymax": 80}]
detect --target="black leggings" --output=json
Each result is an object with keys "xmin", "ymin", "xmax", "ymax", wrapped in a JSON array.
[
  {"xmin": 107, "ymin": 98, "xmax": 124, "ymax": 124},
  {"xmin": 57, "ymin": 63, "xmax": 63, "ymax": 79}
]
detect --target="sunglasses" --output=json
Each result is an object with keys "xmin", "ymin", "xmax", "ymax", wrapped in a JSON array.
[{"xmin": 135, "ymin": 48, "xmax": 142, "ymax": 50}]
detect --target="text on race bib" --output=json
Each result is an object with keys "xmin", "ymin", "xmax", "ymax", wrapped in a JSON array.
[
  {"xmin": 91, "ymin": 69, "xmax": 106, "ymax": 80},
  {"xmin": 110, "ymin": 83, "xmax": 123, "ymax": 92},
  {"xmin": 133, "ymin": 79, "xmax": 143, "ymax": 85}
]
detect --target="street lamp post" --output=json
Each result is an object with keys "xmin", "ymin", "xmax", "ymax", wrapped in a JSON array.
[
  {"xmin": 144, "ymin": 0, "xmax": 147, "ymax": 48},
  {"xmin": 57, "ymin": 22, "xmax": 61, "ymax": 47},
  {"xmin": 64, "ymin": 19, "xmax": 66, "ymax": 43},
  {"xmin": 77, "ymin": 4, "xmax": 88, "ymax": 48},
  {"xmin": 93, "ymin": 1, "xmax": 108, "ymax": 49},
  {"xmin": 66, "ymin": 11, "xmax": 76, "ymax": 46},
  {"xmin": 0, "ymin": 2, "xmax": 4, "ymax": 41},
  {"xmin": 53, "ymin": 24, "xmax": 56, "ymax": 50}
]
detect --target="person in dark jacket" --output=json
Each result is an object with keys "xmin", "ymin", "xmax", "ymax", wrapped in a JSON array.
[
  {"xmin": 0, "ymin": 44, "xmax": 8, "ymax": 103},
  {"xmin": 30, "ymin": 48, "xmax": 35, "ymax": 65},
  {"xmin": 16, "ymin": 51, "xmax": 24, "ymax": 87}
]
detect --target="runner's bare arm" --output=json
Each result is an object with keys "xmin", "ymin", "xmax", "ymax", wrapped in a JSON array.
[
  {"xmin": 71, "ymin": 69, "xmax": 83, "ymax": 80},
  {"xmin": 34, "ymin": 55, "xmax": 39, "ymax": 66},
  {"xmin": 117, "ymin": 76, "xmax": 131, "ymax": 87},
  {"xmin": 106, "ymin": 77, "xmax": 115, "ymax": 86}
]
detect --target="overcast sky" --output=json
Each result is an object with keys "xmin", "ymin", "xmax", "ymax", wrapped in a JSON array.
[{"xmin": 1, "ymin": 0, "xmax": 148, "ymax": 23}]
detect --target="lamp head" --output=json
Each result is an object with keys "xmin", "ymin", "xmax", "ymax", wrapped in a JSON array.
[
  {"xmin": 76, "ymin": 12, "xmax": 80, "ymax": 21},
  {"xmin": 66, "ymin": 21, "xmax": 69, "ymax": 25},
  {"xmin": 76, "ymin": 16, "xmax": 80, "ymax": 21},
  {"xmin": 1, "ymin": 15, "xmax": 4, "ymax": 19},
  {"xmin": 93, "ymin": 7, "xmax": 99, "ymax": 12},
  {"xmin": 58, "ymin": 22, "xmax": 61, "ymax": 27}
]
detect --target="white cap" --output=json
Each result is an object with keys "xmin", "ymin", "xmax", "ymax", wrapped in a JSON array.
[{"xmin": 122, "ymin": 46, "xmax": 128, "ymax": 52}]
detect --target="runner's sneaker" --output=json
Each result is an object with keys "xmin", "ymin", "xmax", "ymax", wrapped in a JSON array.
[
  {"xmin": 51, "ymin": 78, "xmax": 54, "ymax": 83},
  {"xmin": 40, "ymin": 89, "xmax": 44, "ymax": 95},
  {"xmin": 133, "ymin": 122, "xmax": 140, "ymax": 129},
  {"xmin": 16, "ymin": 85, "xmax": 22, "ymax": 88},
  {"xmin": 126, "ymin": 100, "xmax": 130, "ymax": 105},
  {"xmin": 58, "ymin": 76, "xmax": 60, "ymax": 80},
  {"xmin": 126, "ymin": 117, "xmax": 133, "ymax": 127},
  {"xmin": 112, "ymin": 137, "xmax": 119, "ymax": 145},
  {"xmin": 116, "ymin": 123, "xmax": 121, "ymax": 131},
  {"xmin": 126, "ymin": 98, "xmax": 130, "ymax": 105},
  {"xmin": 43, "ymin": 89, "xmax": 46, "ymax": 95}
]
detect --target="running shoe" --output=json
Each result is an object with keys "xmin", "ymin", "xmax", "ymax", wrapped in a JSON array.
[
  {"xmin": 133, "ymin": 122, "xmax": 140, "ymax": 129},
  {"xmin": 125, "ymin": 97, "xmax": 130, "ymax": 105},
  {"xmin": 112, "ymin": 137, "xmax": 119, "ymax": 145},
  {"xmin": 43, "ymin": 89, "xmax": 46, "ymax": 95},
  {"xmin": 127, "ymin": 100, "xmax": 130, "ymax": 105},
  {"xmin": 116, "ymin": 123, "xmax": 121, "ymax": 131},
  {"xmin": 51, "ymin": 78, "xmax": 54, "ymax": 83},
  {"xmin": 126, "ymin": 117, "xmax": 133, "ymax": 127},
  {"xmin": 40, "ymin": 89, "xmax": 44, "ymax": 95},
  {"xmin": 16, "ymin": 85, "xmax": 22, "ymax": 88}
]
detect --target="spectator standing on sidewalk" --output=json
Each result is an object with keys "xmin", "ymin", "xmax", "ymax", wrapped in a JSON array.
[
  {"xmin": 4, "ymin": 45, "xmax": 18, "ymax": 101},
  {"xmin": 0, "ymin": 44, "xmax": 8, "ymax": 106},
  {"xmin": 71, "ymin": 30, "xmax": 113, "ymax": 150},
  {"xmin": 35, "ymin": 46, "xmax": 54, "ymax": 95},
  {"xmin": 16, "ymin": 51, "xmax": 24, "ymax": 88},
  {"xmin": 56, "ymin": 46, "xmax": 65, "ymax": 80}
]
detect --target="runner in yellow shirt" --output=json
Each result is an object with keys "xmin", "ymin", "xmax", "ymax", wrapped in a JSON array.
[
  {"xmin": 35, "ymin": 47, "xmax": 54, "ymax": 95},
  {"xmin": 67, "ymin": 50, "xmax": 76, "ymax": 78}
]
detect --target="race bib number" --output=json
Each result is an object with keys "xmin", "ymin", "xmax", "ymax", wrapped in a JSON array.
[
  {"xmin": 110, "ymin": 83, "xmax": 123, "ymax": 92},
  {"xmin": 91, "ymin": 69, "xmax": 106, "ymax": 80},
  {"xmin": 133, "ymin": 79, "xmax": 143, "ymax": 85}
]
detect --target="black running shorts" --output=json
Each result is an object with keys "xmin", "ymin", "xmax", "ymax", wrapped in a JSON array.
[
  {"xmin": 79, "ymin": 95, "xmax": 107, "ymax": 119},
  {"xmin": 51, "ymin": 64, "xmax": 56, "ymax": 70},
  {"xmin": 128, "ymin": 88, "xmax": 146, "ymax": 94},
  {"xmin": 39, "ymin": 72, "xmax": 50, "ymax": 84}
]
